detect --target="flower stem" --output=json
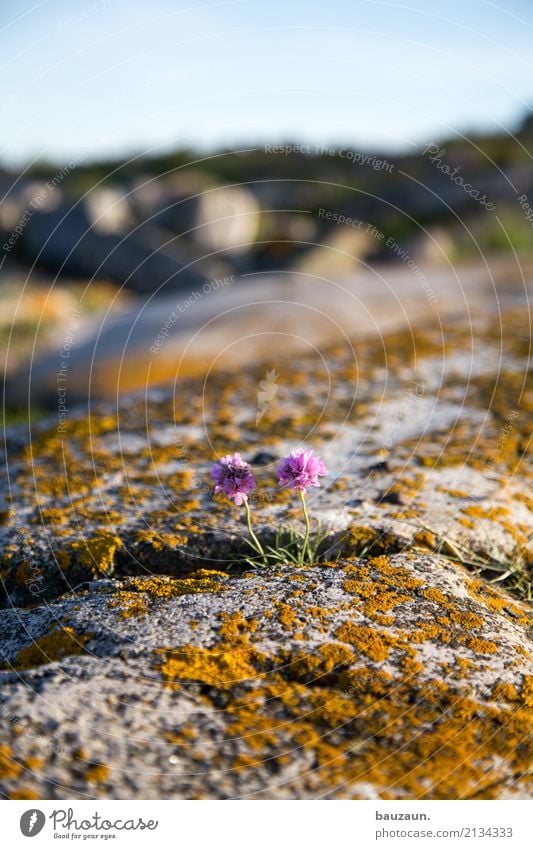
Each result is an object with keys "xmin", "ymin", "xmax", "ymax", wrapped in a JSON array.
[
  {"xmin": 244, "ymin": 500, "xmax": 266, "ymax": 562},
  {"xmin": 299, "ymin": 490, "xmax": 311, "ymax": 565}
]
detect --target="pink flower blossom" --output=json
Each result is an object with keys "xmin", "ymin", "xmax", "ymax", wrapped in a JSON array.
[
  {"xmin": 212, "ymin": 452, "xmax": 256, "ymax": 506},
  {"xmin": 277, "ymin": 448, "xmax": 326, "ymax": 491}
]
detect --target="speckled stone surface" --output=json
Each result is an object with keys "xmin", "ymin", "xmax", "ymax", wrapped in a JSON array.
[
  {"xmin": 2, "ymin": 306, "xmax": 533, "ymax": 607},
  {"xmin": 0, "ymin": 557, "xmax": 532, "ymax": 800},
  {"xmin": 0, "ymin": 305, "xmax": 532, "ymax": 799}
]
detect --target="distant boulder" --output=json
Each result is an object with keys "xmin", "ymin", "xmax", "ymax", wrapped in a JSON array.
[
  {"xmin": 131, "ymin": 177, "xmax": 260, "ymax": 255},
  {"xmin": 85, "ymin": 186, "xmax": 135, "ymax": 235},
  {"xmin": 21, "ymin": 204, "xmax": 205, "ymax": 294}
]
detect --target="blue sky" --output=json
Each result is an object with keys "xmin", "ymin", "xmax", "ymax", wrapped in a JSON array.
[{"xmin": 2, "ymin": 0, "xmax": 533, "ymax": 166}]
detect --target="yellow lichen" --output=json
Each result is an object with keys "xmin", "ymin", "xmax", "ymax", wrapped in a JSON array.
[
  {"xmin": 69, "ymin": 531, "xmax": 122, "ymax": 576},
  {"xmin": 335, "ymin": 622, "xmax": 398, "ymax": 662},
  {"xmin": 422, "ymin": 588, "xmax": 449, "ymax": 605},
  {"xmin": 128, "ymin": 572, "xmax": 226, "ymax": 598},
  {"xmin": 521, "ymin": 676, "xmax": 533, "ymax": 706},
  {"xmin": 492, "ymin": 682, "xmax": 519, "ymax": 703},
  {"xmin": 285, "ymin": 644, "xmax": 355, "ymax": 683},
  {"xmin": 465, "ymin": 637, "xmax": 498, "ymax": 655},
  {"xmin": 277, "ymin": 603, "xmax": 299, "ymax": 630},
  {"xmin": 0, "ymin": 744, "xmax": 22, "ymax": 780},
  {"xmin": 134, "ymin": 530, "xmax": 188, "ymax": 549},
  {"xmin": 84, "ymin": 764, "xmax": 110, "ymax": 783},
  {"xmin": 413, "ymin": 530, "xmax": 437, "ymax": 550},
  {"xmin": 8, "ymin": 787, "xmax": 41, "ymax": 800},
  {"xmin": 341, "ymin": 527, "xmax": 402, "ymax": 557},
  {"xmin": 157, "ymin": 644, "xmax": 267, "ymax": 688},
  {"xmin": 14, "ymin": 627, "xmax": 91, "ymax": 669},
  {"xmin": 219, "ymin": 612, "xmax": 259, "ymax": 641},
  {"xmin": 449, "ymin": 610, "xmax": 484, "ymax": 630},
  {"xmin": 108, "ymin": 592, "xmax": 149, "ymax": 619}
]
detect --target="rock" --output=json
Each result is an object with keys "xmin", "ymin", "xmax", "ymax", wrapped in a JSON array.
[
  {"xmin": 402, "ymin": 226, "xmax": 456, "ymax": 266},
  {"xmin": 0, "ymin": 557, "xmax": 531, "ymax": 800},
  {"xmin": 250, "ymin": 451, "xmax": 278, "ymax": 466},
  {"xmin": 133, "ymin": 220, "xmax": 235, "ymax": 283},
  {"xmin": 2, "ymin": 303, "xmax": 532, "ymax": 607},
  {"xmin": 132, "ymin": 177, "xmax": 260, "ymax": 256},
  {"xmin": 293, "ymin": 224, "xmax": 375, "ymax": 275},
  {"xmin": 84, "ymin": 186, "xmax": 135, "ymax": 235},
  {"xmin": 20, "ymin": 206, "xmax": 206, "ymax": 294},
  {"xmin": 0, "ymin": 178, "xmax": 62, "ymax": 234},
  {"xmin": 0, "ymin": 299, "xmax": 532, "ymax": 799},
  {"xmin": 4, "ymin": 259, "xmax": 499, "ymax": 408}
]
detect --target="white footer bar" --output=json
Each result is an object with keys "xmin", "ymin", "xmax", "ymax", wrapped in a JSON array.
[{"xmin": 4, "ymin": 799, "xmax": 532, "ymax": 848}]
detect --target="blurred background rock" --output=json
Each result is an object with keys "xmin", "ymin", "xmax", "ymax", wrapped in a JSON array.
[{"xmin": 2, "ymin": 112, "xmax": 533, "ymax": 419}]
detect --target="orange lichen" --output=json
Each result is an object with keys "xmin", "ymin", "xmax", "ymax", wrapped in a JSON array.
[
  {"xmin": 422, "ymin": 588, "xmax": 449, "ymax": 605},
  {"xmin": 410, "ymin": 621, "xmax": 452, "ymax": 644},
  {"xmin": 462, "ymin": 506, "xmax": 510, "ymax": 520},
  {"xmin": 335, "ymin": 622, "xmax": 398, "ymax": 662},
  {"xmin": 413, "ymin": 530, "xmax": 437, "ymax": 550},
  {"xmin": 285, "ymin": 644, "xmax": 356, "ymax": 683},
  {"xmin": 157, "ymin": 644, "xmax": 267, "ymax": 689},
  {"xmin": 69, "ymin": 531, "xmax": 122, "ymax": 576},
  {"xmin": 0, "ymin": 744, "xmax": 22, "ymax": 780},
  {"xmin": 84, "ymin": 764, "xmax": 110, "ymax": 783},
  {"xmin": 8, "ymin": 787, "xmax": 41, "ymax": 800},
  {"xmin": 108, "ymin": 572, "xmax": 228, "ymax": 617},
  {"xmin": 521, "ymin": 676, "xmax": 533, "ymax": 707},
  {"xmin": 14, "ymin": 627, "xmax": 91, "ymax": 669},
  {"xmin": 23, "ymin": 756, "xmax": 44, "ymax": 771},
  {"xmin": 128, "ymin": 572, "xmax": 226, "ymax": 598},
  {"xmin": 219, "ymin": 612, "xmax": 259, "ymax": 641},
  {"xmin": 134, "ymin": 530, "xmax": 189, "ymax": 550},
  {"xmin": 450, "ymin": 611, "xmax": 484, "ymax": 630},
  {"xmin": 277, "ymin": 603, "xmax": 299, "ymax": 630},
  {"xmin": 465, "ymin": 637, "xmax": 498, "ymax": 655},
  {"xmin": 492, "ymin": 682, "xmax": 519, "ymax": 703},
  {"xmin": 108, "ymin": 592, "xmax": 149, "ymax": 619}
]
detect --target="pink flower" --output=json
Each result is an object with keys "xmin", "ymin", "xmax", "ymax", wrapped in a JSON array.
[
  {"xmin": 277, "ymin": 448, "xmax": 326, "ymax": 491},
  {"xmin": 212, "ymin": 452, "xmax": 256, "ymax": 506}
]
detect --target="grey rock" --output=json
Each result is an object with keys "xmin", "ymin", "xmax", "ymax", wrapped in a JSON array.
[
  {"xmin": 1, "ymin": 292, "xmax": 532, "ymax": 800},
  {"xmin": 21, "ymin": 206, "xmax": 205, "ymax": 294},
  {"xmin": 0, "ymin": 557, "xmax": 531, "ymax": 800}
]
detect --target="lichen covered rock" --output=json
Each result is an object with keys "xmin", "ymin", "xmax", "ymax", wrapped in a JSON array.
[
  {"xmin": 2, "ymin": 308, "xmax": 533, "ymax": 607},
  {"xmin": 0, "ymin": 306, "xmax": 532, "ymax": 799},
  {"xmin": 0, "ymin": 555, "xmax": 531, "ymax": 800},
  {"xmin": 1, "ymin": 555, "xmax": 533, "ymax": 799}
]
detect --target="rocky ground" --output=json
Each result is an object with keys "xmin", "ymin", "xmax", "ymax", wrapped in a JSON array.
[{"xmin": 0, "ymin": 297, "xmax": 532, "ymax": 799}]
